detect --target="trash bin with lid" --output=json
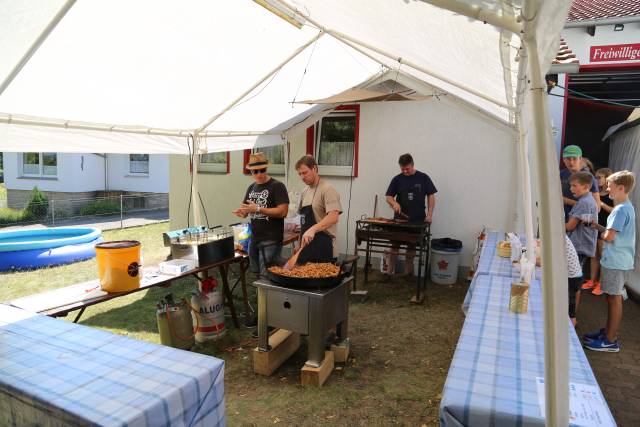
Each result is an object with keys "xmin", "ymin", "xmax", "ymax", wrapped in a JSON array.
[{"xmin": 430, "ymin": 238, "xmax": 463, "ymax": 285}]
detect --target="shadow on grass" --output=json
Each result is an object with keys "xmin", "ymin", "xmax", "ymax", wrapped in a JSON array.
[{"xmin": 80, "ymin": 263, "xmax": 257, "ymax": 335}]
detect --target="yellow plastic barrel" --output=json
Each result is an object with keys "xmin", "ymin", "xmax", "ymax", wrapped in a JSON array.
[{"xmin": 95, "ymin": 240, "xmax": 141, "ymax": 292}]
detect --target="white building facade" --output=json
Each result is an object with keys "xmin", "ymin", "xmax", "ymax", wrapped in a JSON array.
[
  {"xmin": 170, "ymin": 77, "xmax": 522, "ymax": 271},
  {"xmin": 3, "ymin": 152, "xmax": 169, "ymax": 210}
]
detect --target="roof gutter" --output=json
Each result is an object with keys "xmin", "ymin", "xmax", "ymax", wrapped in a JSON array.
[{"xmin": 565, "ymin": 15, "xmax": 640, "ymax": 28}]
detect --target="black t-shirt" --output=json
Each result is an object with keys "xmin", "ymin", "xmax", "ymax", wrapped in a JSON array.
[
  {"xmin": 385, "ymin": 171, "xmax": 437, "ymax": 222},
  {"xmin": 243, "ymin": 178, "xmax": 289, "ymax": 242},
  {"xmin": 598, "ymin": 193, "xmax": 613, "ymax": 227}
]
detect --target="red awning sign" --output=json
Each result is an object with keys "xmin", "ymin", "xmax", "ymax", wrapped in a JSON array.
[{"xmin": 590, "ymin": 43, "xmax": 640, "ymax": 63}]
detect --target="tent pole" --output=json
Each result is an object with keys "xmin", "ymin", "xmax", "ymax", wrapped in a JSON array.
[
  {"xmin": 516, "ymin": 112, "xmax": 536, "ymax": 279},
  {"xmin": 273, "ymin": 0, "xmax": 514, "ymax": 112},
  {"xmin": 0, "ymin": 0, "xmax": 77, "ymax": 97},
  {"xmin": 0, "ymin": 114, "xmax": 278, "ymax": 138},
  {"xmin": 195, "ymin": 31, "xmax": 324, "ymax": 134},
  {"xmin": 191, "ymin": 136, "xmax": 202, "ymax": 226},
  {"xmin": 416, "ymin": 0, "xmax": 523, "ymax": 34},
  {"xmin": 523, "ymin": 37, "xmax": 569, "ymax": 427}
]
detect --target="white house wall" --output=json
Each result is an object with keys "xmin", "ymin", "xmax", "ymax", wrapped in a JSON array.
[
  {"xmin": 106, "ymin": 154, "xmax": 169, "ymax": 193},
  {"xmin": 3, "ymin": 152, "xmax": 104, "ymax": 192},
  {"xmin": 170, "ymin": 98, "xmax": 519, "ymax": 267}
]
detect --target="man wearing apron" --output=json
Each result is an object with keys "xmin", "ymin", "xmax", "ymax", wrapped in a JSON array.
[
  {"xmin": 385, "ymin": 153, "xmax": 437, "ymax": 276},
  {"xmin": 294, "ymin": 155, "xmax": 342, "ymax": 264}
]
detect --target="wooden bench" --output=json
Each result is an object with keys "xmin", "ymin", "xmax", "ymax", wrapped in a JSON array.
[{"xmin": 8, "ymin": 231, "xmax": 301, "ymax": 325}]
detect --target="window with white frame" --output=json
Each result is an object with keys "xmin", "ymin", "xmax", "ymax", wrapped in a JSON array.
[
  {"xmin": 255, "ymin": 145, "xmax": 285, "ymax": 175},
  {"xmin": 199, "ymin": 152, "xmax": 228, "ymax": 173},
  {"xmin": 21, "ymin": 152, "xmax": 57, "ymax": 177},
  {"xmin": 314, "ymin": 108, "xmax": 358, "ymax": 176},
  {"xmin": 129, "ymin": 154, "xmax": 149, "ymax": 174}
]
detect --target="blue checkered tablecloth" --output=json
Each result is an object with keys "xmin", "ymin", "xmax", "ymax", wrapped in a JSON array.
[
  {"xmin": 0, "ymin": 304, "xmax": 225, "ymax": 426},
  {"xmin": 464, "ymin": 231, "xmax": 542, "ymax": 313},
  {"xmin": 440, "ymin": 274, "xmax": 615, "ymax": 426},
  {"xmin": 476, "ymin": 231, "xmax": 542, "ymax": 279}
]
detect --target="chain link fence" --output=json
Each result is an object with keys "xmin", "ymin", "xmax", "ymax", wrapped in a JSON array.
[{"xmin": 0, "ymin": 192, "xmax": 168, "ymax": 228}]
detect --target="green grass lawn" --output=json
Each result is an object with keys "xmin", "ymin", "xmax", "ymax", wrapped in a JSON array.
[{"xmin": 0, "ymin": 222, "xmax": 184, "ymax": 343}]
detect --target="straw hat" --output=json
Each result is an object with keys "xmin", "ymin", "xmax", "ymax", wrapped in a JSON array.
[{"xmin": 246, "ymin": 152, "xmax": 271, "ymax": 170}]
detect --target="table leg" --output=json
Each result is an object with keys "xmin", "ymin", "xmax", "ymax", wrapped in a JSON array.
[
  {"xmin": 364, "ymin": 238, "xmax": 371, "ymax": 285},
  {"xmin": 72, "ymin": 307, "xmax": 86, "ymax": 323},
  {"xmin": 257, "ymin": 286, "xmax": 269, "ymax": 351},
  {"xmin": 219, "ymin": 265, "xmax": 239, "ymax": 328},
  {"xmin": 239, "ymin": 258, "xmax": 251, "ymax": 321}
]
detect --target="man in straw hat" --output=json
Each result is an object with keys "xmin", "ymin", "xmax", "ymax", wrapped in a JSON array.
[{"xmin": 233, "ymin": 152, "xmax": 289, "ymax": 277}]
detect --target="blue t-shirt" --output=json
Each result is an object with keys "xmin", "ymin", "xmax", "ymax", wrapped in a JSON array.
[
  {"xmin": 560, "ymin": 168, "xmax": 598, "ymax": 220},
  {"xmin": 385, "ymin": 171, "xmax": 437, "ymax": 222},
  {"xmin": 567, "ymin": 193, "xmax": 598, "ymax": 257},
  {"xmin": 601, "ymin": 200, "xmax": 636, "ymax": 270}
]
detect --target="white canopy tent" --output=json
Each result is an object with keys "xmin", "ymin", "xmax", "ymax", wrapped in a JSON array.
[{"xmin": 0, "ymin": 0, "xmax": 573, "ymax": 423}]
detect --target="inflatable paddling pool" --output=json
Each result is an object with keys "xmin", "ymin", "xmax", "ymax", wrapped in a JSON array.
[{"xmin": 0, "ymin": 227, "xmax": 102, "ymax": 271}]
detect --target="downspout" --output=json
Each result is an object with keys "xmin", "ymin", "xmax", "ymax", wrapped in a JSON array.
[{"xmin": 104, "ymin": 154, "xmax": 108, "ymax": 190}]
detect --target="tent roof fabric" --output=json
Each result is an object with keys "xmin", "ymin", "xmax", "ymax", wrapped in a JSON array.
[
  {"xmin": 0, "ymin": 0, "xmax": 567, "ymax": 155},
  {"xmin": 295, "ymin": 87, "xmax": 429, "ymax": 104}
]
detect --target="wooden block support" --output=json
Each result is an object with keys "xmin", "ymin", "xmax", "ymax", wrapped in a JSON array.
[
  {"xmin": 301, "ymin": 351, "xmax": 334, "ymax": 387},
  {"xmin": 330, "ymin": 339, "xmax": 350, "ymax": 364},
  {"xmin": 253, "ymin": 329, "xmax": 300, "ymax": 376}
]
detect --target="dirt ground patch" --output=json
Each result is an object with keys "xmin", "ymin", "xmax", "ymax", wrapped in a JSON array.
[{"xmin": 196, "ymin": 270, "xmax": 468, "ymax": 426}]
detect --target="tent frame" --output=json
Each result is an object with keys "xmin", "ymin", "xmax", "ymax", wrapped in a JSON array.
[{"xmin": 1, "ymin": 1, "xmax": 571, "ymax": 424}]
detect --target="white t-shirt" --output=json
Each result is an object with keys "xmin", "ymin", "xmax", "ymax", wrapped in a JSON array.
[{"xmin": 565, "ymin": 235, "xmax": 583, "ymax": 279}]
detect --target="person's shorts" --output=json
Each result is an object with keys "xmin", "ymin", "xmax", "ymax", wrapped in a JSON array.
[{"xmin": 600, "ymin": 267, "xmax": 626, "ymax": 296}]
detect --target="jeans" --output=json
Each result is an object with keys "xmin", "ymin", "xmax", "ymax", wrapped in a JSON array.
[{"xmin": 249, "ymin": 240, "xmax": 283, "ymax": 277}]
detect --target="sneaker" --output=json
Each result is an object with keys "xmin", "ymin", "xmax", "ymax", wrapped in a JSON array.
[
  {"xmin": 584, "ymin": 337, "xmax": 619, "ymax": 353},
  {"xmin": 581, "ymin": 279, "xmax": 595, "ymax": 290},
  {"xmin": 591, "ymin": 282, "xmax": 603, "ymax": 296},
  {"xmin": 582, "ymin": 328, "xmax": 605, "ymax": 343}
]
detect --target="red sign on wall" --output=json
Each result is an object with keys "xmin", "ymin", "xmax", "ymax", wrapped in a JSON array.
[{"xmin": 590, "ymin": 43, "xmax": 640, "ymax": 62}]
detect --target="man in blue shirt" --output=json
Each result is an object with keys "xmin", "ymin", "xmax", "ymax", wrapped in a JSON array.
[
  {"xmin": 584, "ymin": 171, "xmax": 636, "ymax": 353},
  {"xmin": 385, "ymin": 153, "xmax": 437, "ymax": 277},
  {"xmin": 560, "ymin": 145, "xmax": 600, "ymax": 221}
]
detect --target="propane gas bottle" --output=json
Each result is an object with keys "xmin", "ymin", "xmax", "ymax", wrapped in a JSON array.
[{"xmin": 191, "ymin": 277, "xmax": 226, "ymax": 342}]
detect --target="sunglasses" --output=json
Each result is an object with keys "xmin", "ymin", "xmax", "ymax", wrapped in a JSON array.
[{"xmin": 251, "ymin": 168, "xmax": 267, "ymax": 175}]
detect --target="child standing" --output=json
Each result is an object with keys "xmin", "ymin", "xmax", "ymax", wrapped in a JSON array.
[
  {"xmin": 583, "ymin": 168, "xmax": 614, "ymax": 295},
  {"xmin": 584, "ymin": 171, "xmax": 636, "ymax": 352},
  {"xmin": 565, "ymin": 171, "xmax": 598, "ymax": 321},
  {"xmin": 565, "ymin": 236, "xmax": 584, "ymax": 327}
]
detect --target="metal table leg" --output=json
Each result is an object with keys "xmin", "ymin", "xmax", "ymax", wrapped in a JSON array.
[
  {"xmin": 219, "ymin": 265, "xmax": 239, "ymax": 328},
  {"xmin": 239, "ymin": 258, "xmax": 252, "ymax": 321},
  {"xmin": 72, "ymin": 307, "xmax": 86, "ymax": 323},
  {"xmin": 257, "ymin": 287, "xmax": 269, "ymax": 351},
  {"xmin": 364, "ymin": 237, "xmax": 371, "ymax": 285}
]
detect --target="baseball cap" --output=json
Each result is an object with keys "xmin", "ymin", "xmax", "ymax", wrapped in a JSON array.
[{"xmin": 562, "ymin": 145, "xmax": 582, "ymax": 158}]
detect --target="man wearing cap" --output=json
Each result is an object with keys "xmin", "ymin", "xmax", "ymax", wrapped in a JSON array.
[
  {"xmin": 561, "ymin": 145, "xmax": 600, "ymax": 221},
  {"xmin": 233, "ymin": 152, "xmax": 289, "ymax": 276}
]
